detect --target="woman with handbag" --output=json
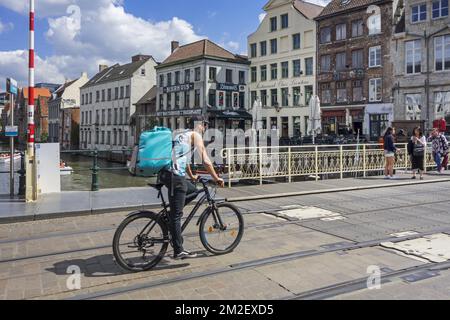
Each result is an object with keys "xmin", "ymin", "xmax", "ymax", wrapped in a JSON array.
[
  {"xmin": 383, "ymin": 127, "xmax": 397, "ymax": 179},
  {"xmin": 410, "ymin": 127, "xmax": 426, "ymax": 180}
]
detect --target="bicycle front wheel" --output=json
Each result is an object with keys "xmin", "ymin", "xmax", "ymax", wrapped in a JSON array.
[
  {"xmin": 113, "ymin": 211, "xmax": 169, "ymax": 272},
  {"xmin": 199, "ymin": 203, "xmax": 244, "ymax": 255}
]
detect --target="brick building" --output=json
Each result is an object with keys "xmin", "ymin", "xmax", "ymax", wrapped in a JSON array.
[{"xmin": 315, "ymin": 0, "xmax": 395, "ymax": 140}]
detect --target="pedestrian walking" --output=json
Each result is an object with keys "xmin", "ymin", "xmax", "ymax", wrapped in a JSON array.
[
  {"xmin": 408, "ymin": 127, "xmax": 426, "ymax": 180},
  {"xmin": 383, "ymin": 127, "xmax": 397, "ymax": 179},
  {"xmin": 429, "ymin": 128, "xmax": 449, "ymax": 173}
]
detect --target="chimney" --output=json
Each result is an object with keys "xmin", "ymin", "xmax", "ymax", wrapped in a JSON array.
[
  {"xmin": 81, "ymin": 71, "xmax": 88, "ymax": 78},
  {"xmin": 99, "ymin": 64, "xmax": 108, "ymax": 72},
  {"xmin": 132, "ymin": 54, "xmax": 151, "ymax": 62},
  {"xmin": 171, "ymin": 41, "xmax": 179, "ymax": 53}
]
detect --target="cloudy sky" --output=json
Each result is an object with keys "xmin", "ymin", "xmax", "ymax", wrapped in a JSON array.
[{"xmin": 0, "ymin": 0, "xmax": 330, "ymax": 90}]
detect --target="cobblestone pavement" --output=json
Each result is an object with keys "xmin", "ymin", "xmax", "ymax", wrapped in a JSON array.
[{"xmin": 1, "ymin": 181, "xmax": 450, "ymax": 300}]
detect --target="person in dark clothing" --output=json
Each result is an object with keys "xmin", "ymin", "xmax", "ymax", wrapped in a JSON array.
[
  {"xmin": 408, "ymin": 127, "xmax": 426, "ymax": 180},
  {"xmin": 383, "ymin": 127, "xmax": 397, "ymax": 179}
]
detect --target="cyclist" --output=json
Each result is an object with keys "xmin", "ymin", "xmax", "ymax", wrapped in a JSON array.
[{"xmin": 158, "ymin": 116, "xmax": 224, "ymax": 260}]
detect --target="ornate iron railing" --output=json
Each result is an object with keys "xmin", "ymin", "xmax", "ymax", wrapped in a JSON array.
[{"xmin": 222, "ymin": 143, "xmax": 436, "ymax": 187}]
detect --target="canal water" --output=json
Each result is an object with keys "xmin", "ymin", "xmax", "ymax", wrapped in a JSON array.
[{"xmin": 0, "ymin": 144, "xmax": 151, "ymax": 194}]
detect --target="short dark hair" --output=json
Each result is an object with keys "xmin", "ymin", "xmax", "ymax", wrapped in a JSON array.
[{"xmin": 384, "ymin": 127, "xmax": 394, "ymax": 138}]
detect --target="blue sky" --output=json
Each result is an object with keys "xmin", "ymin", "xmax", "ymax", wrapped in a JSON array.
[{"xmin": 0, "ymin": 0, "xmax": 327, "ymax": 90}]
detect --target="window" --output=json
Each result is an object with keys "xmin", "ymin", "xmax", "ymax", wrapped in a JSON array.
[
  {"xmin": 251, "ymin": 67, "xmax": 257, "ymax": 82},
  {"xmin": 368, "ymin": 12, "xmax": 381, "ymax": 34},
  {"xmin": 281, "ymin": 88, "xmax": 289, "ymax": 106},
  {"xmin": 405, "ymin": 93, "xmax": 423, "ymax": 119},
  {"xmin": 270, "ymin": 17, "xmax": 277, "ymax": 32},
  {"xmin": 352, "ymin": 20, "xmax": 364, "ymax": 37},
  {"xmin": 292, "ymin": 33, "xmax": 301, "ymax": 50},
  {"xmin": 167, "ymin": 93, "xmax": 172, "ymax": 109},
  {"xmin": 352, "ymin": 80, "xmax": 363, "ymax": 102},
  {"xmin": 239, "ymin": 92, "xmax": 245, "ymax": 108},
  {"xmin": 159, "ymin": 74, "xmax": 164, "ymax": 87},
  {"xmin": 101, "ymin": 89, "xmax": 105, "ymax": 101},
  {"xmin": 336, "ymin": 52, "xmax": 347, "ymax": 71},
  {"xmin": 185, "ymin": 69, "xmax": 191, "ymax": 83},
  {"xmin": 369, "ymin": 78, "xmax": 382, "ymax": 102},
  {"xmin": 434, "ymin": 91, "xmax": 450, "ymax": 117},
  {"xmin": 209, "ymin": 67, "xmax": 217, "ymax": 81},
  {"xmin": 270, "ymin": 39, "xmax": 278, "ymax": 54},
  {"xmin": 107, "ymin": 131, "xmax": 111, "ymax": 145},
  {"xmin": 114, "ymin": 87, "xmax": 119, "ymax": 100},
  {"xmin": 226, "ymin": 91, "xmax": 232, "ymax": 108},
  {"xmin": 320, "ymin": 27, "xmax": 331, "ymax": 43},
  {"xmin": 107, "ymin": 109, "xmax": 112, "ymax": 124},
  {"xmin": 124, "ymin": 131, "xmax": 128, "ymax": 146},
  {"xmin": 119, "ymin": 108, "xmax": 123, "ymax": 124},
  {"xmin": 194, "ymin": 89, "xmax": 200, "ymax": 107},
  {"xmin": 412, "ymin": 4, "xmax": 427, "ymax": 22},
  {"xmin": 159, "ymin": 95, "xmax": 163, "ymax": 110},
  {"xmin": 140, "ymin": 68, "xmax": 146, "ymax": 76},
  {"xmin": 239, "ymin": 71, "xmax": 246, "ymax": 84},
  {"xmin": 281, "ymin": 14, "xmax": 288, "ymax": 29},
  {"xmin": 435, "ymin": 35, "xmax": 450, "ymax": 71},
  {"xmin": 101, "ymin": 131, "xmax": 105, "ymax": 144},
  {"xmin": 195, "ymin": 67, "xmax": 201, "ymax": 81},
  {"xmin": 271, "ymin": 63, "xmax": 278, "ymax": 80},
  {"xmin": 175, "ymin": 71, "xmax": 180, "ymax": 85},
  {"xmin": 102, "ymin": 109, "xmax": 105, "ymax": 125},
  {"xmin": 251, "ymin": 91, "xmax": 257, "ymax": 106},
  {"xmin": 336, "ymin": 81, "xmax": 347, "ymax": 103},
  {"xmin": 321, "ymin": 83, "xmax": 331, "ymax": 104},
  {"xmin": 352, "ymin": 49, "xmax": 364, "ymax": 68},
  {"xmin": 250, "ymin": 43, "xmax": 257, "ymax": 58},
  {"xmin": 305, "ymin": 86, "xmax": 313, "ymax": 105},
  {"xmin": 271, "ymin": 89, "xmax": 278, "ymax": 107},
  {"xmin": 433, "ymin": 0, "xmax": 449, "ymax": 19},
  {"xmin": 167, "ymin": 73, "xmax": 172, "ymax": 86},
  {"xmin": 96, "ymin": 91, "xmax": 100, "ymax": 102},
  {"xmin": 175, "ymin": 92, "xmax": 180, "ymax": 109},
  {"xmin": 125, "ymin": 85, "xmax": 130, "ymax": 98},
  {"xmin": 261, "ymin": 90, "xmax": 267, "ymax": 106},
  {"xmin": 113, "ymin": 109, "xmax": 117, "ymax": 125},
  {"xmin": 336, "ymin": 23, "xmax": 347, "ymax": 41},
  {"xmin": 120, "ymin": 86, "xmax": 124, "ymax": 99},
  {"xmin": 305, "ymin": 58, "xmax": 313, "ymax": 76},
  {"xmin": 293, "ymin": 87, "xmax": 301, "ymax": 106},
  {"xmin": 89, "ymin": 93, "xmax": 92, "ymax": 104},
  {"xmin": 293, "ymin": 60, "xmax": 301, "ymax": 77},
  {"xmin": 282, "ymin": 61, "xmax": 289, "ymax": 78},
  {"xmin": 261, "ymin": 65, "xmax": 267, "ymax": 81},
  {"xmin": 369, "ymin": 46, "xmax": 381, "ymax": 67},
  {"xmin": 184, "ymin": 91, "xmax": 190, "ymax": 108},
  {"xmin": 209, "ymin": 89, "xmax": 216, "ymax": 107},
  {"xmin": 406, "ymin": 40, "xmax": 422, "ymax": 74},
  {"xmin": 226, "ymin": 69, "xmax": 233, "ymax": 83},
  {"xmin": 81, "ymin": 95, "xmax": 84, "ymax": 106},
  {"xmin": 260, "ymin": 41, "xmax": 267, "ymax": 56},
  {"xmin": 321, "ymin": 55, "xmax": 331, "ymax": 72},
  {"xmin": 107, "ymin": 88, "xmax": 111, "ymax": 101}
]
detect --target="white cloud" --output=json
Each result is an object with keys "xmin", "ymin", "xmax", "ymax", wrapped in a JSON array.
[
  {"xmin": 226, "ymin": 41, "xmax": 240, "ymax": 52},
  {"xmin": 0, "ymin": 0, "xmax": 204, "ymax": 89},
  {"xmin": 258, "ymin": 13, "xmax": 267, "ymax": 23},
  {"xmin": 0, "ymin": 18, "xmax": 13, "ymax": 34}
]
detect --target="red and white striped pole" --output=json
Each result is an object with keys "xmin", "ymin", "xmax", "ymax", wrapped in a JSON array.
[{"xmin": 28, "ymin": 0, "xmax": 35, "ymax": 157}]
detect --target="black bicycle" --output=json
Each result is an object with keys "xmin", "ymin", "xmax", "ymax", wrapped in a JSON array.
[{"xmin": 112, "ymin": 177, "xmax": 244, "ymax": 272}]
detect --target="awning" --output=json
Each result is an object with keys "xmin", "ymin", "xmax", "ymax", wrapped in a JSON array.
[{"xmin": 208, "ymin": 109, "xmax": 253, "ymax": 120}]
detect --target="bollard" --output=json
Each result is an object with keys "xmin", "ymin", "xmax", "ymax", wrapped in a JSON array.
[
  {"xmin": 91, "ymin": 149, "xmax": 99, "ymax": 191},
  {"xmin": 18, "ymin": 152, "xmax": 26, "ymax": 196}
]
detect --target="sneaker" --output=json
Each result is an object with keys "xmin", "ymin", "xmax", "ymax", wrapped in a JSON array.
[
  {"xmin": 420, "ymin": 176, "xmax": 424, "ymax": 180},
  {"xmin": 411, "ymin": 176, "xmax": 416, "ymax": 180},
  {"xmin": 390, "ymin": 176, "xmax": 398, "ymax": 180},
  {"xmin": 384, "ymin": 176, "xmax": 390, "ymax": 180},
  {"xmin": 174, "ymin": 250, "xmax": 198, "ymax": 260}
]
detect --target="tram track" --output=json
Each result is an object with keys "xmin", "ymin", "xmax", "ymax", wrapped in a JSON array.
[{"xmin": 59, "ymin": 227, "xmax": 450, "ymax": 300}]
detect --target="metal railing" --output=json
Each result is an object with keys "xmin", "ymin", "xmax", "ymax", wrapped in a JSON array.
[
  {"xmin": 0, "ymin": 151, "xmax": 26, "ymax": 196},
  {"xmin": 222, "ymin": 143, "xmax": 437, "ymax": 188}
]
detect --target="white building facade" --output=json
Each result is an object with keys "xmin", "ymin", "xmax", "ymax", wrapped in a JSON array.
[
  {"xmin": 156, "ymin": 40, "xmax": 251, "ymax": 135},
  {"xmin": 79, "ymin": 55, "xmax": 157, "ymax": 151},
  {"xmin": 48, "ymin": 72, "xmax": 89, "ymax": 147},
  {"xmin": 248, "ymin": 0, "xmax": 323, "ymax": 139}
]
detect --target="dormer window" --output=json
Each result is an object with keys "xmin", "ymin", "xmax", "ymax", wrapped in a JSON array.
[{"xmin": 341, "ymin": 0, "xmax": 351, "ymax": 5}]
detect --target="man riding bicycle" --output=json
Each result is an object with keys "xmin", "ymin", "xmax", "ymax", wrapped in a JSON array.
[{"xmin": 158, "ymin": 116, "xmax": 224, "ymax": 260}]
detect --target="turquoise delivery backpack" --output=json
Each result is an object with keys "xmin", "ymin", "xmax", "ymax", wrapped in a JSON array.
[{"xmin": 135, "ymin": 127, "xmax": 173, "ymax": 177}]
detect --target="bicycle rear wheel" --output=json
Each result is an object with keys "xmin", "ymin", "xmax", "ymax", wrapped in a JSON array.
[
  {"xmin": 113, "ymin": 211, "xmax": 169, "ymax": 272},
  {"xmin": 199, "ymin": 203, "xmax": 244, "ymax": 255}
]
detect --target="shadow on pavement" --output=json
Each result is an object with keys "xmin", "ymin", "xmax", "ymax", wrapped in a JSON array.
[{"xmin": 46, "ymin": 254, "xmax": 190, "ymax": 277}]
